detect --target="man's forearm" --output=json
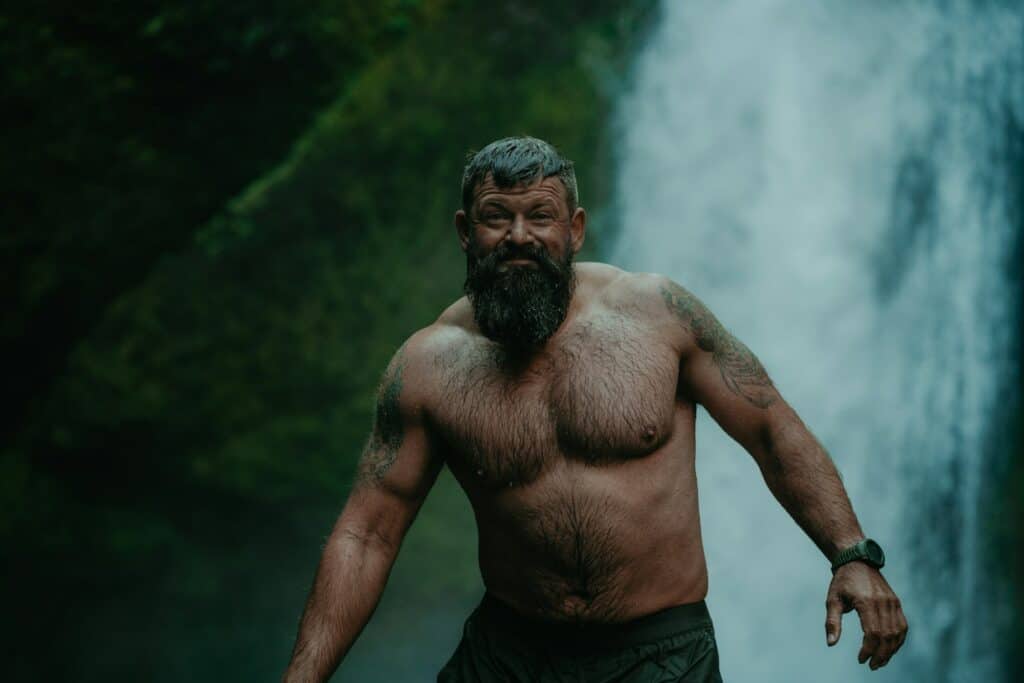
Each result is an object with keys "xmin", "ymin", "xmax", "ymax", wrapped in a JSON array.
[
  {"xmin": 755, "ymin": 410, "xmax": 909, "ymax": 668},
  {"xmin": 283, "ymin": 527, "xmax": 398, "ymax": 683},
  {"xmin": 755, "ymin": 412, "xmax": 865, "ymax": 560}
]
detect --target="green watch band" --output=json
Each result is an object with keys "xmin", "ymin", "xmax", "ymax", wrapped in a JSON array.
[{"xmin": 831, "ymin": 538, "xmax": 885, "ymax": 573}]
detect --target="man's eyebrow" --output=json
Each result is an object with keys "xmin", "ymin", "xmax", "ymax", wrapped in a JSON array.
[{"xmin": 528, "ymin": 199, "xmax": 558, "ymax": 210}]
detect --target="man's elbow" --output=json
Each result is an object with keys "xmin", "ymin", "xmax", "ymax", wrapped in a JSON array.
[
  {"xmin": 748, "ymin": 406, "xmax": 828, "ymax": 481},
  {"xmin": 330, "ymin": 504, "xmax": 409, "ymax": 558},
  {"xmin": 335, "ymin": 525, "xmax": 398, "ymax": 555},
  {"xmin": 331, "ymin": 484, "xmax": 424, "ymax": 557},
  {"xmin": 747, "ymin": 414, "xmax": 794, "ymax": 479}
]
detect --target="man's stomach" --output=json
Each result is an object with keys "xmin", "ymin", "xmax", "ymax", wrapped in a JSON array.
[{"xmin": 469, "ymin": 457, "xmax": 708, "ymax": 624}]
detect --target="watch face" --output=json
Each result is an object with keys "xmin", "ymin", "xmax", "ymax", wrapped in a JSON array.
[{"xmin": 865, "ymin": 539, "xmax": 885, "ymax": 566}]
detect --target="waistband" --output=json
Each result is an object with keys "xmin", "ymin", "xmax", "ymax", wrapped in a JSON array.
[{"xmin": 475, "ymin": 592, "xmax": 714, "ymax": 652}]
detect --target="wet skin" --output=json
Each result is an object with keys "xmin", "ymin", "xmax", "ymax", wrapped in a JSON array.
[
  {"xmin": 431, "ymin": 262, "xmax": 708, "ymax": 622},
  {"xmin": 441, "ymin": 176, "xmax": 716, "ymax": 620},
  {"xmin": 283, "ymin": 176, "xmax": 909, "ymax": 682}
]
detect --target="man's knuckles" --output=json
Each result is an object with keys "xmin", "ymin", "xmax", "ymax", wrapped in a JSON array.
[
  {"xmin": 883, "ymin": 597, "xmax": 904, "ymax": 617},
  {"xmin": 853, "ymin": 591, "xmax": 895, "ymax": 612}
]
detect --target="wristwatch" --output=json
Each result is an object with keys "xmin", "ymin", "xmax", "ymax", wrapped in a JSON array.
[{"xmin": 831, "ymin": 538, "xmax": 885, "ymax": 573}]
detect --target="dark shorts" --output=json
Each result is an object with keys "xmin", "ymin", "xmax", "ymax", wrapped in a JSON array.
[{"xmin": 437, "ymin": 594, "xmax": 724, "ymax": 682}]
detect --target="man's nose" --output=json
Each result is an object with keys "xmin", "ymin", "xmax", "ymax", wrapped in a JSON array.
[{"xmin": 506, "ymin": 215, "xmax": 535, "ymax": 245}]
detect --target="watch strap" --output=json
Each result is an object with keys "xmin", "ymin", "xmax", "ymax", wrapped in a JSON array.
[
  {"xmin": 831, "ymin": 543, "xmax": 865, "ymax": 572},
  {"xmin": 830, "ymin": 538, "xmax": 884, "ymax": 573}
]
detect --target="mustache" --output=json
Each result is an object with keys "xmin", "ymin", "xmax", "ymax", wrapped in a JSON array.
[{"xmin": 470, "ymin": 242, "xmax": 561, "ymax": 276}]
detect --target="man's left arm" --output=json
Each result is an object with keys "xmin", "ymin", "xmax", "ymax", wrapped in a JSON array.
[{"xmin": 657, "ymin": 278, "xmax": 908, "ymax": 671}]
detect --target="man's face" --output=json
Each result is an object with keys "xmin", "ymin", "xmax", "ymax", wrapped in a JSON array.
[{"xmin": 457, "ymin": 174, "xmax": 586, "ymax": 352}]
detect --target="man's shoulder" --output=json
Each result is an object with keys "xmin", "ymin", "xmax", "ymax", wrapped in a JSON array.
[
  {"xmin": 395, "ymin": 298, "xmax": 478, "ymax": 375},
  {"xmin": 578, "ymin": 264, "xmax": 711, "ymax": 357},
  {"xmin": 578, "ymin": 262, "xmax": 681, "ymax": 316},
  {"xmin": 379, "ymin": 304, "xmax": 477, "ymax": 413},
  {"xmin": 435, "ymin": 296, "xmax": 475, "ymax": 330}
]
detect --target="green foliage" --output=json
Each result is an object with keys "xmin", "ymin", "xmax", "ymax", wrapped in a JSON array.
[
  {"xmin": 0, "ymin": 0, "xmax": 435, "ymax": 440},
  {"xmin": 2, "ymin": 1, "xmax": 657, "ymax": 680},
  {"xmin": 35, "ymin": 1, "xmax": 657, "ymax": 506}
]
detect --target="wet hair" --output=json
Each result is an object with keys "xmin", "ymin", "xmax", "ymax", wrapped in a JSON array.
[{"xmin": 461, "ymin": 136, "xmax": 578, "ymax": 214}]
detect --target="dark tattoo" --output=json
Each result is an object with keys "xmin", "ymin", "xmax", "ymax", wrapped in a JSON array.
[
  {"xmin": 659, "ymin": 283, "xmax": 777, "ymax": 408},
  {"xmin": 359, "ymin": 349, "xmax": 407, "ymax": 483}
]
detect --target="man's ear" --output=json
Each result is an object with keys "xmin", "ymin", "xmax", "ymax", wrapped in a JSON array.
[
  {"xmin": 570, "ymin": 207, "xmax": 587, "ymax": 254},
  {"xmin": 455, "ymin": 209, "xmax": 471, "ymax": 252}
]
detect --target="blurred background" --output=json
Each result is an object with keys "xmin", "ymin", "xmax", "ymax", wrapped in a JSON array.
[{"xmin": 1, "ymin": 1, "xmax": 1021, "ymax": 681}]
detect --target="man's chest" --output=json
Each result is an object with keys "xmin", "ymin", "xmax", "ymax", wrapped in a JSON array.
[{"xmin": 429, "ymin": 314, "xmax": 681, "ymax": 487}]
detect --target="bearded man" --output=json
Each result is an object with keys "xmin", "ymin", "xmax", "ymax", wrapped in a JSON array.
[{"xmin": 282, "ymin": 136, "xmax": 908, "ymax": 682}]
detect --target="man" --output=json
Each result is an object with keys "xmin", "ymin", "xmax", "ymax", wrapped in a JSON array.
[{"xmin": 283, "ymin": 136, "xmax": 908, "ymax": 682}]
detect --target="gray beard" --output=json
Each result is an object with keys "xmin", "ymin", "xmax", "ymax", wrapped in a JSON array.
[{"xmin": 463, "ymin": 241, "xmax": 575, "ymax": 354}]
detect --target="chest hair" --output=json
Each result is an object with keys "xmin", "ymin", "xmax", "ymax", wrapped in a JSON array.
[{"xmin": 432, "ymin": 314, "xmax": 678, "ymax": 486}]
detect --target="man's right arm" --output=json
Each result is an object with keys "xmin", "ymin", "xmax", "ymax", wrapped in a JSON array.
[{"xmin": 283, "ymin": 338, "xmax": 444, "ymax": 683}]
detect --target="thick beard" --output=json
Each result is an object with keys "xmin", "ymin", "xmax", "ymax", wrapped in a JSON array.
[{"xmin": 463, "ymin": 239, "xmax": 576, "ymax": 354}]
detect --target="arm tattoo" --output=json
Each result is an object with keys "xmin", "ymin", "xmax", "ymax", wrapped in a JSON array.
[
  {"xmin": 659, "ymin": 283, "xmax": 777, "ymax": 408},
  {"xmin": 359, "ymin": 350, "xmax": 407, "ymax": 482}
]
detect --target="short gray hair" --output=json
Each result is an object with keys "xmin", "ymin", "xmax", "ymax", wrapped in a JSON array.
[{"xmin": 461, "ymin": 136, "xmax": 578, "ymax": 214}]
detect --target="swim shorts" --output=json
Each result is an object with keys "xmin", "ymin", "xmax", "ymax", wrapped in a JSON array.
[{"xmin": 437, "ymin": 593, "xmax": 723, "ymax": 682}]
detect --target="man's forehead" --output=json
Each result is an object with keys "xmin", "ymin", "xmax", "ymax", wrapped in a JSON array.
[{"xmin": 472, "ymin": 174, "xmax": 567, "ymax": 205}]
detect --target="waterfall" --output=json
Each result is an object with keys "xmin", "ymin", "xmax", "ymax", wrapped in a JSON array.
[{"xmin": 609, "ymin": 2, "xmax": 1021, "ymax": 681}]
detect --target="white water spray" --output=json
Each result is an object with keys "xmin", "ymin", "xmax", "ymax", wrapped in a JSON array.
[{"xmin": 610, "ymin": 2, "xmax": 1021, "ymax": 681}]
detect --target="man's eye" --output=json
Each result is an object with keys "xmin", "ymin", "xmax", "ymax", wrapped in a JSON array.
[{"xmin": 532, "ymin": 213, "xmax": 552, "ymax": 221}]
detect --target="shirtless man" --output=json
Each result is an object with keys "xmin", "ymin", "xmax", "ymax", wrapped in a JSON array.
[{"xmin": 282, "ymin": 136, "xmax": 909, "ymax": 682}]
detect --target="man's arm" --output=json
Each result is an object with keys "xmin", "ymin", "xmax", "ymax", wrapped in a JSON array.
[
  {"xmin": 283, "ymin": 338, "xmax": 443, "ymax": 683},
  {"xmin": 657, "ymin": 278, "xmax": 908, "ymax": 671}
]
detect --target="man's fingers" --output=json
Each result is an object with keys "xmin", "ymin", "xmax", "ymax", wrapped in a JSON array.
[
  {"xmin": 858, "ymin": 633, "xmax": 880, "ymax": 664},
  {"xmin": 870, "ymin": 630, "xmax": 900, "ymax": 669},
  {"xmin": 856, "ymin": 602, "xmax": 882, "ymax": 664},
  {"xmin": 825, "ymin": 594, "xmax": 844, "ymax": 646},
  {"xmin": 897, "ymin": 601, "xmax": 909, "ymax": 646},
  {"xmin": 880, "ymin": 598, "xmax": 913, "ymax": 667},
  {"xmin": 868, "ymin": 603, "xmax": 896, "ymax": 669},
  {"xmin": 861, "ymin": 597, "xmax": 910, "ymax": 670},
  {"xmin": 870, "ymin": 627, "xmax": 898, "ymax": 669},
  {"xmin": 895, "ymin": 609, "xmax": 909, "ymax": 654}
]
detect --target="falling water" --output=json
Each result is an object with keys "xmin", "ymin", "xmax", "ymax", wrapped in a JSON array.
[{"xmin": 610, "ymin": 2, "xmax": 1021, "ymax": 681}]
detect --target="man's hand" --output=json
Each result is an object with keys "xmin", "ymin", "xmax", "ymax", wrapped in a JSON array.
[{"xmin": 825, "ymin": 562, "xmax": 908, "ymax": 669}]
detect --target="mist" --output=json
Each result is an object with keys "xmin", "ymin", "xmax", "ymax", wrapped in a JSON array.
[{"xmin": 609, "ymin": 1, "xmax": 1022, "ymax": 680}]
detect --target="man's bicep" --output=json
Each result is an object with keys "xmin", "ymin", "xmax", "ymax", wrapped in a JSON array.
[
  {"xmin": 683, "ymin": 345, "xmax": 787, "ymax": 456},
  {"xmin": 340, "ymin": 434, "xmax": 443, "ymax": 552},
  {"xmin": 658, "ymin": 278, "xmax": 781, "ymax": 450},
  {"xmin": 341, "ymin": 344, "xmax": 444, "ymax": 546},
  {"xmin": 354, "ymin": 419, "xmax": 442, "ymax": 504}
]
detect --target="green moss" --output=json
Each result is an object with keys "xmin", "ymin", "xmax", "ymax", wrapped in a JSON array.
[{"xmin": 3, "ymin": 2, "xmax": 658, "ymax": 680}]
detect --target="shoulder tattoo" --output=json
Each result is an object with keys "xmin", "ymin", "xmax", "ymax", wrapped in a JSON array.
[
  {"xmin": 359, "ymin": 349, "xmax": 408, "ymax": 483},
  {"xmin": 659, "ymin": 283, "xmax": 776, "ymax": 408}
]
